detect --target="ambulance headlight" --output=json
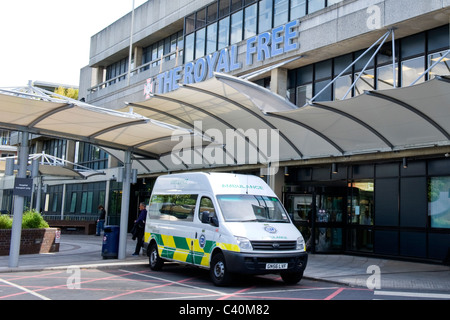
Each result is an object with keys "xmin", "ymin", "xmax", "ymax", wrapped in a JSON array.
[
  {"xmin": 296, "ymin": 236, "xmax": 305, "ymax": 251},
  {"xmin": 235, "ymin": 236, "xmax": 253, "ymax": 251}
]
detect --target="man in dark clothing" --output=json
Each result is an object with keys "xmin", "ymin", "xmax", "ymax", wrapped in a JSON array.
[
  {"xmin": 132, "ymin": 202, "xmax": 147, "ymax": 256},
  {"xmin": 96, "ymin": 205, "xmax": 106, "ymax": 236}
]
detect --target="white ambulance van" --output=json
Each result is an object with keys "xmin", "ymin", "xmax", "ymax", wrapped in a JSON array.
[{"xmin": 144, "ymin": 172, "xmax": 307, "ymax": 286}]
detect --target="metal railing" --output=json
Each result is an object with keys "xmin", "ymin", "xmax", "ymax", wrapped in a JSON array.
[{"xmin": 88, "ymin": 48, "xmax": 183, "ymax": 94}]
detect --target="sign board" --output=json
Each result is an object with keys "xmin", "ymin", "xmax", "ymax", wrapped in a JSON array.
[{"xmin": 13, "ymin": 178, "xmax": 33, "ymax": 197}]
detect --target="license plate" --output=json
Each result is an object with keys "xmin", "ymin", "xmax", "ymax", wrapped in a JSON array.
[{"xmin": 266, "ymin": 263, "xmax": 288, "ymax": 270}]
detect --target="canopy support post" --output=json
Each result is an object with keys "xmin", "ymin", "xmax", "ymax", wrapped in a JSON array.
[
  {"xmin": 9, "ymin": 131, "xmax": 29, "ymax": 268},
  {"xmin": 118, "ymin": 150, "xmax": 132, "ymax": 260}
]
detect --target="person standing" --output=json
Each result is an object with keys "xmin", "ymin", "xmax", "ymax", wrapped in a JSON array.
[
  {"xmin": 96, "ymin": 205, "xmax": 106, "ymax": 236},
  {"xmin": 132, "ymin": 202, "xmax": 147, "ymax": 256}
]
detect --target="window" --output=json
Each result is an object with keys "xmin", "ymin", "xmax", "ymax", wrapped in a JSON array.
[
  {"xmin": 291, "ymin": 0, "xmax": 306, "ymax": 20},
  {"xmin": 274, "ymin": 0, "xmax": 289, "ymax": 28},
  {"xmin": 402, "ymin": 56, "xmax": 424, "ymax": 86},
  {"xmin": 428, "ymin": 50, "xmax": 450, "ymax": 80},
  {"xmin": 218, "ymin": 17, "xmax": 230, "ymax": 50},
  {"xmin": 199, "ymin": 197, "xmax": 217, "ymax": 222},
  {"xmin": 217, "ymin": 194, "xmax": 290, "ymax": 222},
  {"xmin": 77, "ymin": 142, "xmax": 108, "ymax": 170},
  {"xmin": 428, "ymin": 176, "xmax": 450, "ymax": 229},
  {"xmin": 258, "ymin": 0, "xmax": 272, "ymax": 33},
  {"xmin": 106, "ymin": 57, "xmax": 128, "ymax": 84},
  {"xmin": 219, "ymin": 0, "xmax": 230, "ymax": 18},
  {"xmin": 354, "ymin": 69, "xmax": 374, "ymax": 95},
  {"xmin": 244, "ymin": 3, "xmax": 257, "ymax": 39},
  {"xmin": 148, "ymin": 194, "xmax": 198, "ymax": 221},
  {"xmin": 349, "ymin": 181, "xmax": 374, "ymax": 225},
  {"xmin": 308, "ymin": 0, "xmax": 325, "ymax": 14},
  {"xmin": 230, "ymin": 10, "xmax": 243, "ymax": 44},
  {"xmin": 185, "ymin": 33, "xmax": 195, "ymax": 62},
  {"xmin": 206, "ymin": 23, "xmax": 218, "ymax": 54},
  {"xmin": 207, "ymin": 3, "xmax": 218, "ymax": 22},
  {"xmin": 377, "ymin": 63, "xmax": 398, "ymax": 90}
]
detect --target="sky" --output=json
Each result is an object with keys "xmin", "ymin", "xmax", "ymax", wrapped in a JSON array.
[{"xmin": 0, "ymin": 0, "xmax": 148, "ymax": 88}]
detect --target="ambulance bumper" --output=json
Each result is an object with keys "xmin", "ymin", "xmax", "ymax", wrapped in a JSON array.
[{"xmin": 222, "ymin": 251, "xmax": 308, "ymax": 275}]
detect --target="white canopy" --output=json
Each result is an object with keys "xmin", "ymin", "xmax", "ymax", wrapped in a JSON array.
[
  {"xmin": 116, "ymin": 73, "xmax": 450, "ymax": 173},
  {"xmin": 0, "ymin": 87, "xmax": 197, "ymax": 160},
  {"xmin": 1, "ymin": 74, "xmax": 449, "ymax": 175}
]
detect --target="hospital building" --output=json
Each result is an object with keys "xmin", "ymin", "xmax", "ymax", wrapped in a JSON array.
[{"xmin": 6, "ymin": 0, "xmax": 450, "ymax": 263}]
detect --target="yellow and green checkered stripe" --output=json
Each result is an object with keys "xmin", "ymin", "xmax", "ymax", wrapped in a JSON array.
[{"xmin": 146, "ymin": 232, "xmax": 239, "ymax": 267}]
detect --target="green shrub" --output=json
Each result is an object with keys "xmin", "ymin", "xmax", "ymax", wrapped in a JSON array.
[
  {"xmin": 0, "ymin": 210, "xmax": 49, "ymax": 229},
  {"xmin": 21, "ymin": 210, "xmax": 49, "ymax": 229},
  {"xmin": 0, "ymin": 214, "xmax": 13, "ymax": 229}
]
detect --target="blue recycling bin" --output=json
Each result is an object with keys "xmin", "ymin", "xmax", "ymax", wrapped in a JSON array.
[{"xmin": 102, "ymin": 225, "xmax": 120, "ymax": 259}]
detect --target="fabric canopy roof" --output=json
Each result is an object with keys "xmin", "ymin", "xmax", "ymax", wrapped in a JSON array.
[
  {"xmin": 116, "ymin": 73, "xmax": 450, "ymax": 174},
  {"xmin": 0, "ymin": 87, "xmax": 198, "ymax": 160},
  {"xmin": 1, "ymin": 74, "xmax": 449, "ymax": 176}
]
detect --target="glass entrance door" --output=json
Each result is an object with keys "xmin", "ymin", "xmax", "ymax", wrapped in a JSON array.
[{"xmin": 286, "ymin": 185, "xmax": 347, "ymax": 253}]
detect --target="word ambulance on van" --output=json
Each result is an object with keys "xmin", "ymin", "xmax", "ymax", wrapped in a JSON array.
[{"xmin": 144, "ymin": 172, "xmax": 308, "ymax": 286}]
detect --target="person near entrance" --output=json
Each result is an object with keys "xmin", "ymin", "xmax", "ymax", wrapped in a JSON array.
[
  {"xmin": 96, "ymin": 205, "xmax": 106, "ymax": 236},
  {"xmin": 132, "ymin": 202, "xmax": 147, "ymax": 256}
]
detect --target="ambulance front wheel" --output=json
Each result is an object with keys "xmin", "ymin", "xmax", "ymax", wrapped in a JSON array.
[
  {"xmin": 210, "ymin": 252, "xmax": 233, "ymax": 286},
  {"xmin": 149, "ymin": 242, "xmax": 164, "ymax": 271},
  {"xmin": 280, "ymin": 271, "xmax": 303, "ymax": 285}
]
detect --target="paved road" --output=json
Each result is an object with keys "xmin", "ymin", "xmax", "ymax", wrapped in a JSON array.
[{"xmin": 1, "ymin": 263, "xmax": 449, "ymax": 302}]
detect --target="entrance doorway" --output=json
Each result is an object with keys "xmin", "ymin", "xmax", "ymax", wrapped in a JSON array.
[
  {"xmin": 285, "ymin": 180, "xmax": 375, "ymax": 254},
  {"xmin": 285, "ymin": 184, "xmax": 347, "ymax": 253}
]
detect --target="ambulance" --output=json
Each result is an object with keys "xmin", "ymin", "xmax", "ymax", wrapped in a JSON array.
[{"xmin": 143, "ymin": 172, "xmax": 308, "ymax": 286}]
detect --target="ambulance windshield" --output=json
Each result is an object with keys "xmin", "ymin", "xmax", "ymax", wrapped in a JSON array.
[{"xmin": 217, "ymin": 195, "xmax": 290, "ymax": 223}]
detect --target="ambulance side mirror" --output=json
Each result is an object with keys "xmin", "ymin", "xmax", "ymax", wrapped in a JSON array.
[{"xmin": 201, "ymin": 211, "xmax": 219, "ymax": 227}]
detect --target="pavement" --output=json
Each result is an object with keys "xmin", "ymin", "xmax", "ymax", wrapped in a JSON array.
[{"xmin": 1, "ymin": 233, "xmax": 449, "ymax": 292}]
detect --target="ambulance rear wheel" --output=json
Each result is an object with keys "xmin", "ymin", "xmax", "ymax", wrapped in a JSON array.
[
  {"xmin": 210, "ymin": 252, "xmax": 232, "ymax": 286},
  {"xmin": 149, "ymin": 242, "xmax": 164, "ymax": 271}
]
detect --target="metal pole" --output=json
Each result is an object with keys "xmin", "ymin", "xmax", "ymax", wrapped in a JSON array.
[
  {"xmin": 126, "ymin": 0, "xmax": 136, "ymax": 86},
  {"xmin": 342, "ymin": 30, "xmax": 391, "ymax": 99},
  {"xmin": 310, "ymin": 30, "xmax": 391, "ymax": 103},
  {"xmin": 118, "ymin": 151, "xmax": 132, "ymax": 260},
  {"xmin": 9, "ymin": 132, "xmax": 29, "ymax": 268},
  {"xmin": 392, "ymin": 28, "xmax": 397, "ymax": 89}
]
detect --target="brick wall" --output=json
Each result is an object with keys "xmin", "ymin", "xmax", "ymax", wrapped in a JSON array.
[{"xmin": 0, "ymin": 228, "xmax": 60, "ymax": 256}]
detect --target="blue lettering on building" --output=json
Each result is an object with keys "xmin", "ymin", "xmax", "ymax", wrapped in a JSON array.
[{"xmin": 150, "ymin": 20, "xmax": 299, "ymax": 96}]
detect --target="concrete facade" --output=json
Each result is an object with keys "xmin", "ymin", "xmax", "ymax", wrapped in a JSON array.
[{"xmin": 81, "ymin": 0, "xmax": 450, "ymax": 109}]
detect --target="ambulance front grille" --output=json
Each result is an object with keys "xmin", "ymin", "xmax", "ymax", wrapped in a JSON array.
[{"xmin": 251, "ymin": 241, "xmax": 297, "ymax": 251}]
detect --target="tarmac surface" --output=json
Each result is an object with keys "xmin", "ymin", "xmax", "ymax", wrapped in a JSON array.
[{"xmin": 1, "ymin": 233, "xmax": 449, "ymax": 292}]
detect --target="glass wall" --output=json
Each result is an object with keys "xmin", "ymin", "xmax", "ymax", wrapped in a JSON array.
[
  {"xmin": 429, "ymin": 176, "xmax": 450, "ymax": 229},
  {"xmin": 288, "ymin": 25, "xmax": 450, "ymax": 106},
  {"xmin": 65, "ymin": 182, "xmax": 106, "ymax": 219},
  {"xmin": 284, "ymin": 158, "xmax": 450, "ymax": 261}
]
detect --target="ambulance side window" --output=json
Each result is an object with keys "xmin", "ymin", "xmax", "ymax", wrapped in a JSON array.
[{"xmin": 199, "ymin": 197, "xmax": 217, "ymax": 225}]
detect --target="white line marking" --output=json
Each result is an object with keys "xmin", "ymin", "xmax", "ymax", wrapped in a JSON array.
[
  {"xmin": 119, "ymin": 269, "xmax": 225, "ymax": 297},
  {"xmin": 374, "ymin": 290, "xmax": 450, "ymax": 299},
  {"xmin": 0, "ymin": 278, "xmax": 51, "ymax": 300}
]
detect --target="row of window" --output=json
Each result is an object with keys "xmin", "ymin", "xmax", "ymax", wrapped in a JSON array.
[
  {"xmin": 103, "ymin": 0, "xmax": 345, "ymax": 84},
  {"xmin": 77, "ymin": 142, "xmax": 109, "ymax": 170},
  {"xmin": 185, "ymin": 0, "xmax": 343, "ymax": 35},
  {"xmin": 44, "ymin": 182, "xmax": 106, "ymax": 216},
  {"xmin": 288, "ymin": 25, "xmax": 450, "ymax": 106},
  {"xmin": 184, "ymin": 0, "xmax": 343, "ymax": 62},
  {"xmin": 142, "ymin": 31, "xmax": 184, "ymax": 71}
]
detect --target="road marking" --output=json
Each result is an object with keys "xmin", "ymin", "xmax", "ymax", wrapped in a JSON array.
[
  {"xmin": 374, "ymin": 290, "xmax": 450, "ymax": 299},
  {"xmin": 0, "ymin": 278, "xmax": 51, "ymax": 300},
  {"xmin": 119, "ymin": 269, "xmax": 226, "ymax": 297}
]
